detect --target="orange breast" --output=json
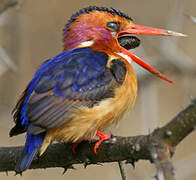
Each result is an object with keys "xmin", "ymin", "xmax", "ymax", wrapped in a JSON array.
[{"xmin": 39, "ymin": 60, "xmax": 137, "ymax": 155}]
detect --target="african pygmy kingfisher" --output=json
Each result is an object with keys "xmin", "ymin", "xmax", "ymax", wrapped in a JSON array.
[{"xmin": 9, "ymin": 6, "xmax": 186, "ymax": 173}]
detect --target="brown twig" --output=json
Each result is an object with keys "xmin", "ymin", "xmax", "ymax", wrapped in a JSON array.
[{"xmin": 0, "ymin": 99, "xmax": 195, "ymax": 177}]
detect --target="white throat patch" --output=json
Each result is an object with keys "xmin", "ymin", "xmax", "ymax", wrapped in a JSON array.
[{"xmin": 116, "ymin": 52, "xmax": 132, "ymax": 64}]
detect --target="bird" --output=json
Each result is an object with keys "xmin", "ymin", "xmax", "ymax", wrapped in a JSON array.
[{"xmin": 9, "ymin": 6, "xmax": 186, "ymax": 173}]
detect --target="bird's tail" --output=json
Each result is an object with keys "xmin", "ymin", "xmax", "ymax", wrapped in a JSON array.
[{"xmin": 15, "ymin": 133, "xmax": 45, "ymax": 173}]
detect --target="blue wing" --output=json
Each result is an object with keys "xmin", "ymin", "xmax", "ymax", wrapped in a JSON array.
[
  {"xmin": 10, "ymin": 47, "xmax": 127, "ymax": 173},
  {"xmin": 10, "ymin": 47, "xmax": 127, "ymax": 136}
]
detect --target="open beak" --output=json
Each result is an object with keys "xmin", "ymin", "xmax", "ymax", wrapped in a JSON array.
[{"xmin": 117, "ymin": 24, "xmax": 187, "ymax": 84}]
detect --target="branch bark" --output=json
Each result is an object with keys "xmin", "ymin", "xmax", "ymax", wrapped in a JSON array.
[{"xmin": 0, "ymin": 99, "xmax": 195, "ymax": 177}]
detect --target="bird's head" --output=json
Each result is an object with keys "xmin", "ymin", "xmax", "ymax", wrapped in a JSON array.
[{"xmin": 63, "ymin": 6, "xmax": 187, "ymax": 83}]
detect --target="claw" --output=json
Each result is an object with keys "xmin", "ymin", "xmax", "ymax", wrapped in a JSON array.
[
  {"xmin": 94, "ymin": 131, "xmax": 111, "ymax": 154},
  {"xmin": 72, "ymin": 141, "xmax": 82, "ymax": 153}
]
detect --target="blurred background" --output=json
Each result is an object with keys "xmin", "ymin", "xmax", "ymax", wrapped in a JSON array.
[{"xmin": 0, "ymin": 0, "xmax": 196, "ymax": 179}]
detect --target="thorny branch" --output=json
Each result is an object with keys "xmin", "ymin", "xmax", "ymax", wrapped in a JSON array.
[
  {"xmin": 0, "ymin": 0, "xmax": 194, "ymax": 179},
  {"xmin": 0, "ymin": 99, "xmax": 195, "ymax": 179}
]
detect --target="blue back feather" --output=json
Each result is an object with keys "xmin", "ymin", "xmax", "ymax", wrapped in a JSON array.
[{"xmin": 20, "ymin": 47, "xmax": 108, "ymax": 129}]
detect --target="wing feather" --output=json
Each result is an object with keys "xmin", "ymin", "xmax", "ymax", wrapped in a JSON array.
[{"xmin": 10, "ymin": 48, "xmax": 127, "ymax": 136}]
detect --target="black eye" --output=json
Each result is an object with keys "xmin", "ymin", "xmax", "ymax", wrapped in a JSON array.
[
  {"xmin": 106, "ymin": 22, "xmax": 119, "ymax": 31},
  {"xmin": 118, "ymin": 36, "xmax": 140, "ymax": 50}
]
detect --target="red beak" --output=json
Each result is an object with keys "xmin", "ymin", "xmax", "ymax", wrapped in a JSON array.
[{"xmin": 117, "ymin": 24, "xmax": 187, "ymax": 84}]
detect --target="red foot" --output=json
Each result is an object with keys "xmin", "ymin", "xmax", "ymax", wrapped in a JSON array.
[
  {"xmin": 94, "ymin": 131, "xmax": 111, "ymax": 154},
  {"xmin": 72, "ymin": 141, "xmax": 81, "ymax": 153}
]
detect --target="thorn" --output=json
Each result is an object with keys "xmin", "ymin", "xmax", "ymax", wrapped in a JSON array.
[
  {"xmin": 125, "ymin": 159, "xmax": 135, "ymax": 168},
  {"xmin": 15, "ymin": 171, "xmax": 22, "ymax": 176},
  {"xmin": 68, "ymin": 165, "xmax": 76, "ymax": 170},
  {"xmin": 62, "ymin": 168, "xmax": 68, "ymax": 175},
  {"xmin": 96, "ymin": 162, "xmax": 103, "ymax": 166},
  {"xmin": 62, "ymin": 165, "xmax": 76, "ymax": 175},
  {"xmin": 83, "ymin": 158, "xmax": 91, "ymax": 168}
]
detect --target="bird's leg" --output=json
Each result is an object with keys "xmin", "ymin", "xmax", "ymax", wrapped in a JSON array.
[
  {"xmin": 72, "ymin": 131, "xmax": 111, "ymax": 153},
  {"xmin": 94, "ymin": 131, "xmax": 111, "ymax": 154},
  {"xmin": 72, "ymin": 141, "xmax": 82, "ymax": 153}
]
